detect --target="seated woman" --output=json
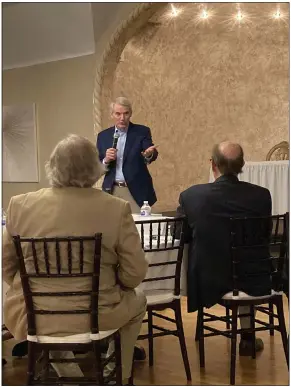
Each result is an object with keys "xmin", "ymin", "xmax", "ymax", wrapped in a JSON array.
[{"xmin": 2, "ymin": 134, "xmax": 148, "ymax": 384}]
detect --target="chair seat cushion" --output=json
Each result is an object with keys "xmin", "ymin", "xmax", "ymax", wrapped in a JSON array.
[
  {"xmin": 27, "ymin": 329, "xmax": 118, "ymax": 344},
  {"xmin": 222, "ymin": 289, "xmax": 283, "ymax": 301},
  {"xmin": 144, "ymin": 289, "xmax": 180, "ymax": 305}
]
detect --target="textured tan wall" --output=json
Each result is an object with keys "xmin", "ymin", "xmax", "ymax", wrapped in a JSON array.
[
  {"xmin": 105, "ymin": 2, "xmax": 289, "ymax": 211},
  {"xmin": 2, "ymin": 55, "xmax": 96, "ymax": 209}
]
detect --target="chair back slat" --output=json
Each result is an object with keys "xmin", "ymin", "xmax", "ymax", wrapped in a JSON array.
[
  {"xmin": 172, "ymin": 221, "xmax": 177, "ymax": 248},
  {"xmin": 230, "ymin": 229, "xmax": 239, "ymax": 297},
  {"xmin": 273, "ymin": 215, "xmax": 280, "ymax": 243},
  {"xmin": 56, "ymin": 240, "xmax": 61, "ymax": 274},
  {"xmin": 157, "ymin": 222, "xmax": 161, "ymax": 248},
  {"xmin": 274, "ymin": 213, "xmax": 289, "ymax": 290},
  {"xmin": 230, "ymin": 214, "xmax": 287, "ymax": 296},
  {"xmin": 34, "ymin": 309, "xmax": 91, "ymax": 315},
  {"xmin": 140, "ymin": 223, "xmax": 145, "ymax": 248},
  {"xmin": 80, "ymin": 240, "xmax": 84, "ymax": 274},
  {"xmin": 91, "ymin": 234, "xmax": 102, "ymax": 334},
  {"xmin": 21, "ymin": 273, "xmax": 93, "ymax": 278},
  {"xmin": 29, "ymin": 291, "xmax": 91, "ymax": 297},
  {"xmin": 174, "ymin": 224, "xmax": 185, "ymax": 296},
  {"xmin": 164, "ymin": 221, "xmax": 169, "ymax": 248},
  {"xmin": 143, "ymin": 275, "xmax": 176, "ymax": 282},
  {"xmin": 149, "ymin": 222, "xmax": 153, "ymax": 250},
  {"xmin": 43, "ymin": 240, "xmax": 50, "ymax": 274},
  {"xmin": 14, "ymin": 236, "xmax": 37, "ymax": 335},
  {"xmin": 13, "ymin": 234, "xmax": 102, "ymax": 336},
  {"xmin": 31, "ymin": 240, "xmax": 39, "ymax": 275},
  {"xmin": 283, "ymin": 213, "xmax": 289, "ymax": 292},
  {"xmin": 68, "ymin": 239, "xmax": 72, "ymax": 274},
  {"xmin": 135, "ymin": 217, "xmax": 186, "ymax": 296}
]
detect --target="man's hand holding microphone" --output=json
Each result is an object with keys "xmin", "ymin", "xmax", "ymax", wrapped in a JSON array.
[
  {"xmin": 104, "ymin": 148, "xmax": 117, "ymax": 164},
  {"xmin": 104, "ymin": 131, "xmax": 119, "ymax": 164}
]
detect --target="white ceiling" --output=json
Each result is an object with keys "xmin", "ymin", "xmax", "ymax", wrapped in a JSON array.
[{"xmin": 2, "ymin": 2, "xmax": 133, "ymax": 70}]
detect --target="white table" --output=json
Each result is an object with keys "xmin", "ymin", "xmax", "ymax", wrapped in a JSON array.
[
  {"xmin": 209, "ymin": 160, "xmax": 289, "ymax": 215},
  {"xmin": 133, "ymin": 214, "xmax": 188, "ymax": 296}
]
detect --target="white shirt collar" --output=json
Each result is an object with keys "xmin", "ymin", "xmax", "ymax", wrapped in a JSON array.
[{"xmin": 115, "ymin": 126, "xmax": 128, "ymax": 134}]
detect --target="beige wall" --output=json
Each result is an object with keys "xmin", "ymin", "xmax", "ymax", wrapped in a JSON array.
[
  {"xmin": 2, "ymin": 3, "xmax": 143, "ymax": 209},
  {"xmin": 3, "ymin": 54, "xmax": 96, "ymax": 209},
  {"xmin": 108, "ymin": 2, "xmax": 289, "ymax": 211}
]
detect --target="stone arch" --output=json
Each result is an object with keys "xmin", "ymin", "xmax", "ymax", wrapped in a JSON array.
[{"xmin": 92, "ymin": 2, "xmax": 167, "ymax": 134}]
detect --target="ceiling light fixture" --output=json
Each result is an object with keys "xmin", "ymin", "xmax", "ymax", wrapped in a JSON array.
[
  {"xmin": 273, "ymin": 9, "xmax": 282, "ymax": 19},
  {"xmin": 200, "ymin": 9, "xmax": 209, "ymax": 19},
  {"xmin": 236, "ymin": 10, "xmax": 244, "ymax": 22},
  {"xmin": 170, "ymin": 3, "xmax": 179, "ymax": 17}
]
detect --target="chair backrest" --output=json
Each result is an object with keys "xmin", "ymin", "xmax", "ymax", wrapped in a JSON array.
[
  {"xmin": 229, "ymin": 214, "xmax": 288, "ymax": 296},
  {"xmin": 281, "ymin": 212, "xmax": 289, "ymax": 295},
  {"xmin": 266, "ymin": 141, "xmax": 289, "ymax": 161},
  {"xmin": 135, "ymin": 217, "xmax": 186, "ymax": 296},
  {"xmin": 13, "ymin": 234, "xmax": 102, "ymax": 336}
]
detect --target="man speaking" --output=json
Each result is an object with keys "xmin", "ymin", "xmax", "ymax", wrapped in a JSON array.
[{"xmin": 97, "ymin": 97, "xmax": 158, "ymax": 213}]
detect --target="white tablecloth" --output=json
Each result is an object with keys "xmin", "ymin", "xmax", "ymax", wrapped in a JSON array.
[
  {"xmin": 209, "ymin": 160, "xmax": 289, "ymax": 215},
  {"xmin": 132, "ymin": 214, "xmax": 172, "ymax": 236},
  {"xmin": 133, "ymin": 215, "xmax": 188, "ymax": 296}
]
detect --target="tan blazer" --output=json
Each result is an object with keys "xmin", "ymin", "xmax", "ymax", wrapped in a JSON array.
[{"xmin": 3, "ymin": 187, "xmax": 148, "ymax": 340}]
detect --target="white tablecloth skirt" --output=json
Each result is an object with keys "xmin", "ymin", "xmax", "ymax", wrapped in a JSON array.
[
  {"xmin": 136, "ymin": 236, "xmax": 188, "ymax": 297},
  {"xmin": 209, "ymin": 160, "xmax": 289, "ymax": 215}
]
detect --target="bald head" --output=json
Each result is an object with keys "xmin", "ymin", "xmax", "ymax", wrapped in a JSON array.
[
  {"xmin": 219, "ymin": 141, "xmax": 243, "ymax": 160},
  {"xmin": 212, "ymin": 141, "xmax": 245, "ymax": 177}
]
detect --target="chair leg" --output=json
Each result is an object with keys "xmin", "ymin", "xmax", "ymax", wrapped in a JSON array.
[
  {"xmin": 276, "ymin": 297, "xmax": 289, "ymax": 367},
  {"xmin": 93, "ymin": 341, "xmax": 104, "ymax": 384},
  {"xmin": 198, "ymin": 306, "xmax": 205, "ymax": 368},
  {"xmin": 128, "ymin": 358, "xmax": 134, "ymax": 386},
  {"xmin": 230, "ymin": 305, "xmax": 238, "ymax": 385},
  {"xmin": 250, "ymin": 306, "xmax": 256, "ymax": 359},
  {"xmin": 43, "ymin": 350, "xmax": 50, "ymax": 381},
  {"xmin": 269, "ymin": 301, "xmax": 274, "ymax": 336},
  {"xmin": 27, "ymin": 341, "xmax": 36, "ymax": 385},
  {"xmin": 174, "ymin": 301, "xmax": 192, "ymax": 381},
  {"xmin": 226, "ymin": 306, "xmax": 231, "ymax": 330},
  {"xmin": 195, "ymin": 310, "xmax": 200, "ymax": 341},
  {"xmin": 114, "ymin": 332, "xmax": 123, "ymax": 385},
  {"xmin": 148, "ymin": 308, "xmax": 154, "ymax": 367}
]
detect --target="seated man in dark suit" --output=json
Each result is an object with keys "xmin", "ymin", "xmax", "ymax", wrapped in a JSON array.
[{"xmin": 176, "ymin": 141, "xmax": 272, "ymax": 355}]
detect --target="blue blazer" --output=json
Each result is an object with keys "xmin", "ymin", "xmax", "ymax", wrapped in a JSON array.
[{"xmin": 96, "ymin": 122, "xmax": 158, "ymax": 207}]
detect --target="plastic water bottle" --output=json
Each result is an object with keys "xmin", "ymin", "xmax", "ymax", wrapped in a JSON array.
[
  {"xmin": 2, "ymin": 209, "xmax": 6, "ymax": 226},
  {"xmin": 140, "ymin": 201, "xmax": 151, "ymax": 216}
]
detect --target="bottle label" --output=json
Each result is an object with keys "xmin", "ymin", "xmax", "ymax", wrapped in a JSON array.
[{"xmin": 140, "ymin": 209, "xmax": 151, "ymax": 216}]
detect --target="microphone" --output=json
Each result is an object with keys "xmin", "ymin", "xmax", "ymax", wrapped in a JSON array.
[{"xmin": 112, "ymin": 130, "xmax": 120, "ymax": 149}]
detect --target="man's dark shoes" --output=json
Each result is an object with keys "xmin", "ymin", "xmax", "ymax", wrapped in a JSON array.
[
  {"xmin": 133, "ymin": 345, "xmax": 146, "ymax": 361},
  {"xmin": 12, "ymin": 340, "xmax": 28, "ymax": 357},
  {"xmin": 239, "ymin": 337, "xmax": 264, "ymax": 356}
]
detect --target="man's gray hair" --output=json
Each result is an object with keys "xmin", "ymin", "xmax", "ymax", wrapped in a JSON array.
[
  {"xmin": 110, "ymin": 96, "xmax": 132, "ymax": 114},
  {"xmin": 45, "ymin": 134, "xmax": 104, "ymax": 188}
]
